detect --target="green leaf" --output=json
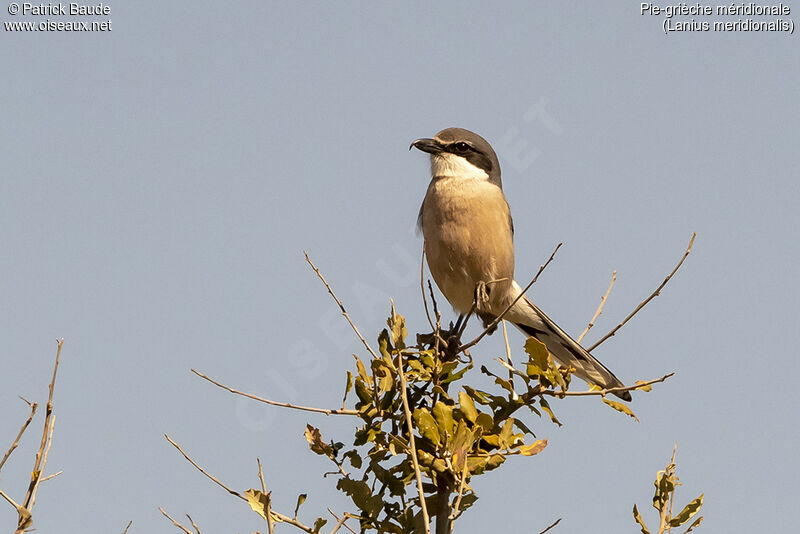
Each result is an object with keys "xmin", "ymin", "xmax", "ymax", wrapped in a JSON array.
[
  {"xmin": 344, "ymin": 449, "xmax": 363, "ymax": 469},
  {"xmin": 337, "ymin": 477, "xmax": 383, "ymax": 517},
  {"xmin": 313, "ymin": 517, "xmax": 328, "ymax": 533},
  {"xmin": 304, "ymin": 424, "xmax": 334, "ymax": 457},
  {"xmin": 475, "ymin": 412, "xmax": 494, "ymax": 432},
  {"xmin": 519, "ymin": 438, "xmax": 548, "ymax": 456},
  {"xmin": 442, "ymin": 360, "xmax": 473, "ymax": 384},
  {"xmin": 413, "ymin": 407, "xmax": 441, "ymax": 446},
  {"xmin": 245, "ymin": 488, "xmax": 270, "ymax": 521},
  {"xmin": 342, "ymin": 370, "xmax": 353, "ymax": 408},
  {"xmin": 458, "ymin": 391, "xmax": 477, "ymax": 423},
  {"xmin": 354, "ymin": 377, "xmax": 373, "ymax": 405},
  {"xmin": 682, "ymin": 515, "xmax": 704, "ymax": 533},
  {"xmin": 602, "ymin": 397, "xmax": 639, "ymax": 422},
  {"xmin": 294, "ymin": 493, "xmax": 307, "ymax": 519},
  {"xmin": 388, "ymin": 308, "xmax": 407, "ymax": 349},
  {"xmin": 354, "ymin": 354, "xmax": 369, "ymax": 382},
  {"xmin": 632, "ymin": 504, "xmax": 651, "ymax": 534},
  {"xmin": 432, "ymin": 401, "xmax": 455, "ymax": 443},
  {"xmin": 669, "ymin": 494, "xmax": 704, "ymax": 527}
]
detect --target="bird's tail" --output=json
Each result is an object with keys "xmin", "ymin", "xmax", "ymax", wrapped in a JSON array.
[{"xmin": 501, "ymin": 281, "xmax": 631, "ymax": 401}]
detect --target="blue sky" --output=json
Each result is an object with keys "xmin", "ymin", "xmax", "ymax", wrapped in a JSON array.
[{"xmin": 1, "ymin": 2, "xmax": 798, "ymax": 532}]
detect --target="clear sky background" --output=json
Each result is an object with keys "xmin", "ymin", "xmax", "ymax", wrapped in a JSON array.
[{"xmin": 1, "ymin": 2, "xmax": 798, "ymax": 532}]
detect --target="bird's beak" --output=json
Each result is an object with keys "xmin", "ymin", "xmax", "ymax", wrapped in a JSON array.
[{"xmin": 409, "ymin": 138, "xmax": 442, "ymax": 154}]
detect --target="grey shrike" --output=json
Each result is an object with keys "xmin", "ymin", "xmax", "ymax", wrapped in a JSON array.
[{"xmin": 411, "ymin": 127, "xmax": 631, "ymax": 401}]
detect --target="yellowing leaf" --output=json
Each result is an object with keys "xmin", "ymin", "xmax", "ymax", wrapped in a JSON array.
[
  {"xmin": 669, "ymin": 494, "xmax": 704, "ymax": 527},
  {"xmin": 245, "ymin": 488, "xmax": 270, "ymax": 520},
  {"xmin": 632, "ymin": 504, "xmax": 650, "ymax": 534},
  {"xmin": 519, "ymin": 438, "xmax": 548, "ymax": 456},
  {"xmin": 353, "ymin": 355, "xmax": 369, "ymax": 382},
  {"xmin": 304, "ymin": 424, "xmax": 334, "ymax": 457},
  {"xmin": 602, "ymin": 397, "xmax": 639, "ymax": 422},
  {"xmin": 634, "ymin": 380, "xmax": 653, "ymax": 392},
  {"xmin": 524, "ymin": 337, "xmax": 550, "ymax": 376}
]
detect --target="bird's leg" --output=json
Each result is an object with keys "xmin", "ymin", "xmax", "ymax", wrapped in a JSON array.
[{"xmin": 474, "ymin": 281, "xmax": 490, "ymax": 314}]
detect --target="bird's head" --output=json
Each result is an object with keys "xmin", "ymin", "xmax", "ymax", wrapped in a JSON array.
[{"xmin": 410, "ymin": 127, "xmax": 502, "ymax": 187}]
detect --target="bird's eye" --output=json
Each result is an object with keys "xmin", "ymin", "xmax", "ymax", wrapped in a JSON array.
[{"xmin": 454, "ymin": 142, "xmax": 470, "ymax": 152}]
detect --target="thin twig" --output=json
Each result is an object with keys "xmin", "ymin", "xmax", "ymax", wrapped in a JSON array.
[
  {"xmin": 460, "ymin": 243, "xmax": 562, "ymax": 351},
  {"xmin": 0, "ymin": 488, "xmax": 21, "ymax": 509},
  {"xmin": 305, "ymin": 252, "xmax": 379, "ymax": 360},
  {"xmin": 588, "ymin": 233, "xmax": 695, "ymax": 351},
  {"xmin": 257, "ymin": 457, "xmax": 274, "ymax": 534},
  {"xmin": 448, "ymin": 456, "xmax": 469, "ymax": 520},
  {"xmin": 666, "ymin": 443, "xmax": 678, "ymax": 534},
  {"xmin": 159, "ymin": 507, "xmax": 193, "ymax": 534},
  {"xmin": 165, "ymin": 434, "xmax": 244, "ymax": 500},
  {"xmin": 0, "ymin": 399, "xmax": 38, "ymax": 474},
  {"xmin": 501, "ymin": 320, "xmax": 515, "ymax": 391},
  {"xmin": 191, "ymin": 369, "xmax": 358, "ymax": 416},
  {"xmin": 540, "ymin": 373, "xmax": 674, "ymax": 398},
  {"xmin": 328, "ymin": 509, "xmax": 357, "ymax": 534},
  {"xmin": 122, "ymin": 520, "xmax": 133, "ymax": 534},
  {"xmin": 186, "ymin": 513, "xmax": 202, "ymax": 534},
  {"xmin": 29, "ymin": 414, "xmax": 56, "ymax": 509},
  {"xmin": 164, "ymin": 435, "xmax": 313, "ymax": 533},
  {"xmin": 538, "ymin": 517, "xmax": 562, "ymax": 534},
  {"xmin": 18, "ymin": 337, "xmax": 62, "ymax": 531},
  {"xmin": 578, "ymin": 271, "xmax": 616, "ymax": 343},
  {"xmin": 38, "ymin": 470, "xmax": 63, "ymax": 483},
  {"xmin": 396, "ymin": 352, "xmax": 431, "ymax": 534}
]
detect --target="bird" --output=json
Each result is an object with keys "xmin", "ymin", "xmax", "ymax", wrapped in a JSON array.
[{"xmin": 411, "ymin": 127, "xmax": 631, "ymax": 401}]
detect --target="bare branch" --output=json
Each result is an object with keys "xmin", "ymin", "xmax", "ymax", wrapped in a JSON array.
[
  {"xmin": 448, "ymin": 456, "xmax": 470, "ymax": 521},
  {"xmin": 538, "ymin": 517, "xmax": 562, "ymax": 534},
  {"xmin": 191, "ymin": 369, "xmax": 358, "ymax": 416},
  {"xmin": 186, "ymin": 513, "xmax": 202, "ymax": 534},
  {"xmin": 540, "ymin": 373, "xmax": 674, "ymax": 398},
  {"xmin": 578, "ymin": 270, "xmax": 616, "ymax": 343},
  {"xmin": 396, "ymin": 352, "xmax": 431, "ymax": 534},
  {"xmin": 0, "ymin": 399, "xmax": 38, "ymax": 475},
  {"xmin": 0, "ymin": 488, "xmax": 22, "ymax": 509},
  {"xmin": 159, "ymin": 507, "xmax": 193, "ymax": 534},
  {"xmin": 461, "ymin": 242, "xmax": 562, "ymax": 351},
  {"xmin": 165, "ymin": 434, "xmax": 245, "ymax": 501},
  {"xmin": 164, "ymin": 435, "xmax": 314, "ymax": 533},
  {"xmin": 122, "ymin": 520, "xmax": 133, "ymax": 534},
  {"xmin": 328, "ymin": 509, "xmax": 358, "ymax": 534},
  {"xmin": 38, "ymin": 470, "xmax": 63, "ymax": 483},
  {"xmin": 588, "ymin": 233, "xmax": 695, "ymax": 352},
  {"xmin": 305, "ymin": 252, "xmax": 379, "ymax": 360},
  {"xmin": 19, "ymin": 338, "xmax": 63, "ymax": 528}
]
